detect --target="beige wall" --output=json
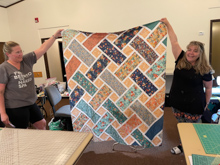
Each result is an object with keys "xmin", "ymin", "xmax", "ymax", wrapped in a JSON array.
[
  {"xmin": 1, "ymin": 0, "xmax": 220, "ymax": 85},
  {"xmin": 0, "ymin": 7, "xmax": 11, "ymax": 41}
]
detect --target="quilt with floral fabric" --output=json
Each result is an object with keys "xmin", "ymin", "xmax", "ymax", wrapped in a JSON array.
[{"xmin": 62, "ymin": 20, "xmax": 167, "ymax": 148}]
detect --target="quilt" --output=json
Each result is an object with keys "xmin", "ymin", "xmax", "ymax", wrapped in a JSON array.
[{"xmin": 62, "ymin": 20, "xmax": 167, "ymax": 148}]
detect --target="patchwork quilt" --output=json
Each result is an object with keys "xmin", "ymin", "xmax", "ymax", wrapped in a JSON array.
[{"xmin": 62, "ymin": 20, "xmax": 167, "ymax": 147}]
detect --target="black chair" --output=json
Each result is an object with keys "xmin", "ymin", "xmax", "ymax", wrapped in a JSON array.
[
  {"xmin": 45, "ymin": 85, "xmax": 73, "ymax": 131},
  {"xmin": 36, "ymin": 95, "xmax": 47, "ymax": 118}
]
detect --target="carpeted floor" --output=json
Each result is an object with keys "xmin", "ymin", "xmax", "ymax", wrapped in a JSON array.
[
  {"xmin": 75, "ymin": 107, "xmax": 186, "ymax": 165},
  {"xmin": 0, "ymin": 96, "xmax": 186, "ymax": 164},
  {"xmin": 41, "ymin": 98, "xmax": 186, "ymax": 165}
]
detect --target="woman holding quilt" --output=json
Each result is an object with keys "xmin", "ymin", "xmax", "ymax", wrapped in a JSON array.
[
  {"xmin": 0, "ymin": 29, "xmax": 63, "ymax": 129},
  {"xmin": 160, "ymin": 18, "xmax": 213, "ymax": 154}
]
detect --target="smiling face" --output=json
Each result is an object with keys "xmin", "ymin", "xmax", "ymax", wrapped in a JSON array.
[
  {"xmin": 7, "ymin": 45, "xmax": 23, "ymax": 63},
  {"xmin": 185, "ymin": 45, "xmax": 201, "ymax": 66}
]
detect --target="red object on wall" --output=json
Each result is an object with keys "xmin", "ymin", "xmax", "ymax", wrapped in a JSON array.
[{"xmin": 35, "ymin": 17, "xmax": 39, "ymax": 23}]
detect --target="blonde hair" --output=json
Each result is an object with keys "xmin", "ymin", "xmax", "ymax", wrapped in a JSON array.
[
  {"xmin": 3, "ymin": 41, "xmax": 19, "ymax": 61},
  {"xmin": 176, "ymin": 41, "xmax": 213, "ymax": 75}
]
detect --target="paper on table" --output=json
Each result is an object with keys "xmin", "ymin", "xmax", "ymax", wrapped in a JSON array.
[{"xmin": 188, "ymin": 156, "xmax": 193, "ymax": 165}]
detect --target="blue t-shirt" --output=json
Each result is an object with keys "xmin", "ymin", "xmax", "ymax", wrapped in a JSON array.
[{"xmin": 0, "ymin": 52, "xmax": 37, "ymax": 108}]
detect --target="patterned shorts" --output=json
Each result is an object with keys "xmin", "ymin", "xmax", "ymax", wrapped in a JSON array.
[{"xmin": 172, "ymin": 107, "xmax": 202, "ymax": 123}]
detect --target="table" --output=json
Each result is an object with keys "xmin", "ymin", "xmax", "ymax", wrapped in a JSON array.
[
  {"xmin": 210, "ymin": 96, "xmax": 220, "ymax": 104},
  {"xmin": 212, "ymin": 87, "xmax": 220, "ymax": 96},
  {"xmin": 0, "ymin": 128, "xmax": 93, "ymax": 165},
  {"xmin": 177, "ymin": 123, "xmax": 218, "ymax": 165},
  {"xmin": 37, "ymin": 91, "xmax": 69, "ymax": 98}
]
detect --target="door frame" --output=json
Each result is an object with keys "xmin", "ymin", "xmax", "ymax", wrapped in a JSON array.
[
  {"xmin": 209, "ymin": 19, "xmax": 220, "ymax": 64},
  {"xmin": 41, "ymin": 38, "xmax": 50, "ymax": 78},
  {"xmin": 0, "ymin": 42, "xmax": 5, "ymax": 64},
  {"xmin": 209, "ymin": 19, "xmax": 220, "ymax": 86},
  {"xmin": 41, "ymin": 37, "xmax": 66, "ymax": 81}
]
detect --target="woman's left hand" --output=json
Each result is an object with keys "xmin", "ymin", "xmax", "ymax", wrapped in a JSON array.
[
  {"xmin": 53, "ymin": 29, "xmax": 64, "ymax": 39},
  {"xmin": 204, "ymin": 103, "xmax": 209, "ymax": 111}
]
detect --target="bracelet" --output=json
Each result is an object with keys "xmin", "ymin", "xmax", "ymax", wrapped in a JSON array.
[{"xmin": 52, "ymin": 35, "xmax": 57, "ymax": 39}]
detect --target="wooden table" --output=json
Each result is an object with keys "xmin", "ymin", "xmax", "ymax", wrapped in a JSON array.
[
  {"xmin": 0, "ymin": 128, "xmax": 93, "ymax": 165},
  {"xmin": 37, "ymin": 91, "xmax": 69, "ymax": 98},
  {"xmin": 177, "ymin": 123, "xmax": 218, "ymax": 165}
]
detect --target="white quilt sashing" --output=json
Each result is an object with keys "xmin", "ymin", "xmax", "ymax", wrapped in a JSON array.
[{"xmin": 62, "ymin": 20, "xmax": 167, "ymax": 148}]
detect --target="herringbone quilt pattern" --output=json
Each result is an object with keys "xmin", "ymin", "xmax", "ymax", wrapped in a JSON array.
[{"xmin": 62, "ymin": 20, "xmax": 167, "ymax": 148}]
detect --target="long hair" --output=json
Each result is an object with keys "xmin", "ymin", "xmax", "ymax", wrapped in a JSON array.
[
  {"xmin": 2, "ymin": 41, "xmax": 19, "ymax": 61},
  {"xmin": 176, "ymin": 41, "xmax": 213, "ymax": 75}
]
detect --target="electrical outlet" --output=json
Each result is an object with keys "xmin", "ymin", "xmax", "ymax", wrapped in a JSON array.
[{"xmin": 199, "ymin": 31, "xmax": 204, "ymax": 36}]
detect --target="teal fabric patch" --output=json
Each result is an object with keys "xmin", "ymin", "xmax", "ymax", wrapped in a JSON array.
[
  {"xmin": 116, "ymin": 85, "xmax": 142, "ymax": 111},
  {"xmin": 76, "ymin": 99, "xmax": 100, "ymax": 123},
  {"xmin": 62, "ymin": 29, "xmax": 79, "ymax": 50},
  {"xmin": 106, "ymin": 125, "xmax": 126, "ymax": 145},
  {"xmin": 93, "ymin": 112, "xmax": 114, "ymax": 136},
  {"xmin": 132, "ymin": 129, "xmax": 153, "ymax": 148},
  {"xmin": 146, "ymin": 55, "xmax": 166, "ymax": 81},
  {"xmin": 103, "ymin": 99, "xmax": 127, "ymax": 124},
  {"xmin": 162, "ymin": 38, "xmax": 167, "ymax": 46},
  {"xmin": 144, "ymin": 20, "xmax": 159, "ymax": 30},
  {"xmin": 72, "ymin": 71, "xmax": 98, "ymax": 96}
]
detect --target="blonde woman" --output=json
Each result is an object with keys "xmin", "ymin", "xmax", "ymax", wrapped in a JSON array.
[
  {"xmin": 0, "ymin": 29, "xmax": 63, "ymax": 129},
  {"xmin": 160, "ymin": 18, "xmax": 213, "ymax": 154}
]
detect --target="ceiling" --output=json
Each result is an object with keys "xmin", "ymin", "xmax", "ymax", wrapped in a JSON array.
[{"xmin": 0, "ymin": 0, "xmax": 24, "ymax": 8}]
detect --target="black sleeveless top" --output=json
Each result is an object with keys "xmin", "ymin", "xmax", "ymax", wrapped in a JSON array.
[{"xmin": 169, "ymin": 51, "xmax": 212, "ymax": 115}]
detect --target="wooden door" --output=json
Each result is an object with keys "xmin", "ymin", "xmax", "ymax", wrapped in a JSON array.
[
  {"xmin": 0, "ymin": 42, "xmax": 5, "ymax": 64},
  {"xmin": 210, "ymin": 20, "xmax": 220, "ymax": 78}
]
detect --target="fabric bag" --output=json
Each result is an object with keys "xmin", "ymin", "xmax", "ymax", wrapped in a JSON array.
[
  {"xmin": 48, "ymin": 118, "xmax": 64, "ymax": 130},
  {"xmin": 201, "ymin": 109, "xmax": 213, "ymax": 123}
]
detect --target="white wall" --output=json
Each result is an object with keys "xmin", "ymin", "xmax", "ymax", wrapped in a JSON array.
[
  {"xmin": 3, "ymin": 0, "xmax": 220, "ymax": 85},
  {"xmin": 0, "ymin": 7, "xmax": 11, "ymax": 41}
]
